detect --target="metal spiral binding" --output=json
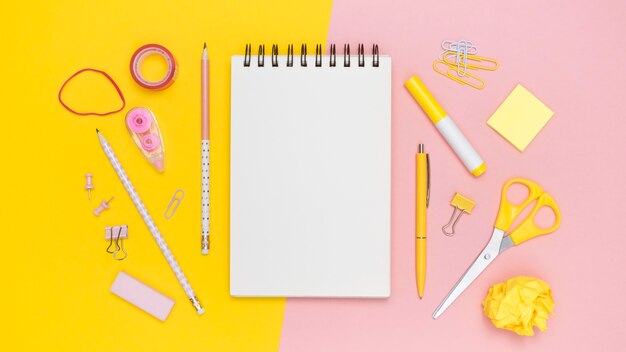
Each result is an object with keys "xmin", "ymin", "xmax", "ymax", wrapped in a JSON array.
[
  {"xmin": 242, "ymin": 43, "xmax": 380, "ymax": 67},
  {"xmin": 244, "ymin": 44, "xmax": 251, "ymax": 67},
  {"xmin": 258, "ymin": 45, "xmax": 265, "ymax": 67},
  {"xmin": 272, "ymin": 45, "xmax": 279, "ymax": 67},
  {"xmin": 373, "ymin": 44, "xmax": 379, "ymax": 67},
  {"xmin": 287, "ymin": 44, "xmax": 294, "ymax": 67},
  {"xmin": 315, "ymin": 44, "xmax": 322, "ymax": 67},
  {"xmin": 358, "ymin": 43, "xmax": 365, "ymax": 67},
  {"xmin": 301, "ymin": 44, "xmax": 307, "ymax": 67}
]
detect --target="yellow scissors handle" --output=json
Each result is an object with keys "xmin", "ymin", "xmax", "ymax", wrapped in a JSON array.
[
  {"xmin": 433, "ymin": 178, "xmax": 561, "ymax": 319},
  {"xmin": 494, "ymin": 178, "xmax": 544, "ymax": 230},
  {"xmin": 509, "ymin": 193, "xmax": 561, "ymax": 245}
]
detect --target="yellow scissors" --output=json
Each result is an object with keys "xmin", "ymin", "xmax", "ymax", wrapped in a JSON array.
[{"xmin": 433, "ymin": 178, "xmax": 561, "ymax": 319}]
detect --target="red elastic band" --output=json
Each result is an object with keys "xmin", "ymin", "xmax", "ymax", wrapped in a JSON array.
[{"xmin": 58, "ymin": 68, "xmax": 125, "ymax": 116}]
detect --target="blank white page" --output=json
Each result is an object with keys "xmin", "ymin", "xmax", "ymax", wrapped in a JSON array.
[{"xmin": 230, "ymin": 54, "xmax": 391, "ymax": 297}]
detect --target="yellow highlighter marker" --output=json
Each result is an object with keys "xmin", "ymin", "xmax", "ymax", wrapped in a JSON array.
[
  {"xmin": 416, "ymin": 144, "xmax": 429, "ymax": 298},
  {"xmin": 405, "ymin": 75, "xmax": 486, "ymax": 177}
]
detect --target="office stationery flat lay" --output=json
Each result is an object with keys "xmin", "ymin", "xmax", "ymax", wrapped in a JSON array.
[{"xmin": 3, "ymin": 1, "xmax": 625, "ymax": 351}]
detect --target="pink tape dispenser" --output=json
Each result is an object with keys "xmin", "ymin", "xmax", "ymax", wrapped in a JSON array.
[{"xmin": 125, "ymin": 107, "xmax": 165, "ymax": 172}]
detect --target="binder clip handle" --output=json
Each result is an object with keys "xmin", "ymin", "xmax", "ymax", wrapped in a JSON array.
[
  {"xmin": 442, "ymin": 193, "xmax": 476, "ymax": 237},
  {"xmin": 442, "ymin": 208, "xmax": 464, "ymax": 236}
]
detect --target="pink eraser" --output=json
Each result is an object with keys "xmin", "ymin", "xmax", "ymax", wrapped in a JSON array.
[{"xmin": 110, "ymin": 271, "xmax": 175, "ymax": 321}]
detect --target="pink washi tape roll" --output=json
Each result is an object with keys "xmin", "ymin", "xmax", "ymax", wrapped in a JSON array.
[{"xmin": 130, "ymin": 44, "xmax": 178, "ymax": 90}]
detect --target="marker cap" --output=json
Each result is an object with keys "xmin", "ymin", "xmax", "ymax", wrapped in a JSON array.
[
  {"xmin": 471, "ymin": 162, "xmax": 487, "ymax": 177},
  {"xmin": 405, "ymin": 75, "xmax": 446, "ymax": 124}
]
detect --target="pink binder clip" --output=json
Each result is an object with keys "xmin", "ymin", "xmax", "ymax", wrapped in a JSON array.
[
  {"xmin": 125, "ymin": 107, "xmax": 166, "ymax": 172},
  {"xmin": 106, "ymin": 225, "xmax": 128, "ymax": 260}
]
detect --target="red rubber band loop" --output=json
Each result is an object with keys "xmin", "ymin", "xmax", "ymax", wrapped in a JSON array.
[{"xmin": 58, "ymin": 68, "xmax": 125, "ymax": 116}]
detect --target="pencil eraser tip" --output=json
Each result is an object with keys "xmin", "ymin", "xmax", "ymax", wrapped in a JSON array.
[
  {"xmin": 202, "ymin": 249, "xmax": 209, "ymax": 255},
  {"xmin": 197, "ymin": 308, "xmax": 205, "ymax": 315}
]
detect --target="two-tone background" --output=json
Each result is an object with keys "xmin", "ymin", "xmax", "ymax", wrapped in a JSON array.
[{"xmin": 2, "ymin": 1, "xmax": 625, "ymax": 350}]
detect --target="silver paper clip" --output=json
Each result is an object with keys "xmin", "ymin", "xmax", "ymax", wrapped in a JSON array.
[
  {"xmin": 440, "ymin": 39, "xmax": 477, "ymax": 76},
  {"xmin": 164, "ymin": 189, "xmax": 185, "ymax": 219}
]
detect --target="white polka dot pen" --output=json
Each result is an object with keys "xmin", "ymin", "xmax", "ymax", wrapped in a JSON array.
[{"xmin": 96, "ymin": 129, "xmax": 204, "ymax": 315}]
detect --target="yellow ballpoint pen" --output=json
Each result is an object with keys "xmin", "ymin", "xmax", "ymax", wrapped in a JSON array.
[{"xmin": 416, "ymin": 144, "xmax": 429, "ymax": 298}]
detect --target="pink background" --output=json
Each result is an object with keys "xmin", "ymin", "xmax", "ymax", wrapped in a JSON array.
[{"xmin": 280, "ymin": 1, "xmax": 626, "ymax": 350}]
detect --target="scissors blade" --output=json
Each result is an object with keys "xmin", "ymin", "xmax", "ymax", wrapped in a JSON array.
[{"xmin": 433, "ymin": 229, "xmax": 505, "ymax": 319}]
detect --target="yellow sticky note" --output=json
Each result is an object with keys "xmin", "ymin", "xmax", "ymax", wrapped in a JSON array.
[{"xmin": 487, "ymin": 84, "xmax": 554, "ymax": 151}]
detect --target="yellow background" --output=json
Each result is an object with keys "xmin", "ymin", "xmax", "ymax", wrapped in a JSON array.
[{"xmin": 1, "ymin": 1, "xmax": 331, "ymax": 350}]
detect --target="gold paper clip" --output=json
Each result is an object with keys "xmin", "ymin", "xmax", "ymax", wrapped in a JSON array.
[
  {"xmin": 442, "ymin": 51, "xmax": 499, "ymax": 71},
  {"xmin": 442, "ymin": 193, "xmax": 475, "ymax": 236},
  {"xmin": 433, "ymin": 61, "xmax": 486, "ymax": 90}
]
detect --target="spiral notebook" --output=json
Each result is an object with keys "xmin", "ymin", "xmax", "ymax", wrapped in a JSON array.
[{"xmin": 230, "ymin": 44, "xmax": 391, "ymax": 297}]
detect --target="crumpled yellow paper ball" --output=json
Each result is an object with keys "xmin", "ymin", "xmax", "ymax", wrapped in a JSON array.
[{"xmin": 482, "ymin": 276, "xmax": 555, "ymax": 336}]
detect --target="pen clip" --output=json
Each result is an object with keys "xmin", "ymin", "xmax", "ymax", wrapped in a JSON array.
[{"xmin": 426, "ymin": 153, "xmax": 430, "ymax": 208}]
